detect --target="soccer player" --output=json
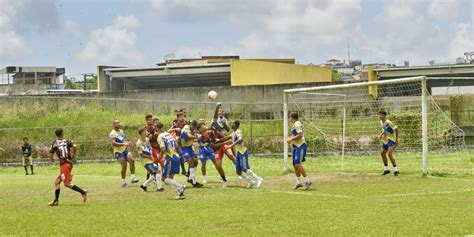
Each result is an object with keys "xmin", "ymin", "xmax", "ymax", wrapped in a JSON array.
[
  {"xmin": 109, "ymin": 119, "xmax": 139, "ymax": 187},
  {"xmin": 378, "ymin": 110, "xmax": 399, "ymax": 176},
  {"xmin": 197, "ymin": 122, "xmax": 228, "ymax": 185},
  {"xmin": 48, "ymin": 128, "xmax": 87, "ymax": 206},
  {"xmin": 229, "ymin": 120, "xmax": 263, "ymax": 188},
  {"xmin": 209, "ymin": 125, "xmax": 232, "ymax": 187},
  {"xmin": 145, "ymin": 114, "xmax": 163, "ymax": 182},
  {"xmin": 287, "ymin": 112, "xmax": 311, "ymax": 190},
  {"xmin": 180, "ymin": 120, "xmax": 203, "ymax": 187},
  {"xmin": 21, "ymin": 137, "xmax": 34, "ymax": 175},
  {"xmin": 211, "ymin": 103, "xmax": 237, "ymax": 165},
  {"xmin": 156, "ymin": 122, "xmax": 186, "ymax": 200},
  {"xmin": 137, "ymin": 128, "xmax": 164, "ymax": 192},
  {"xmin": 169, "ymin": 111, "xmax": 189, "ymax": 176}
]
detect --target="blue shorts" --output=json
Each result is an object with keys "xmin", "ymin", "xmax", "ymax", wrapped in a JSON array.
[
  {"xmin": 292, "ymin": 144, "xmax": 307, "ymax": 166},
  {"xmin": 144, "ymin": 163, "xmax": 159, "ymax": 174},
  {"xmin": 235, "ymin": 151, "xmax": 250, "ymax": 173},
  {"xmin": 162, "ymin": 155, "xmax": 180, "ymax": 178},
  {"xmin": 114, "ymin": 150, "xmax": 129, "ymax": 159},
  {"xmin": 180, "ymin": 146, "xmax": 196, "ymax": 161},
  {"xmin": 382, "ymin": 140, "xmax": 396, "ymax": 150},
  {"xmin": 199, "ymin": 146, "xmax": 215, "ymax": 162}
]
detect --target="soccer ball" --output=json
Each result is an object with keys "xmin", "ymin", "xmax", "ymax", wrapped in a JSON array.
[{"xmin": 208, "ymin": 91, "xmax": 218, "ymax": 100}]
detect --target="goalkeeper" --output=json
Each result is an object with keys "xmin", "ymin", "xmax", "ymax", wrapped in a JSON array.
[{"xmin": 378, "ymin": 110, "xmax": 399, "ymax": 176}]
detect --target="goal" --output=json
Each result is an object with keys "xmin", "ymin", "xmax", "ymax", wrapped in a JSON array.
[{"xmin": 283, "ymin": 76, "xmax": 469, "ymax": 175}]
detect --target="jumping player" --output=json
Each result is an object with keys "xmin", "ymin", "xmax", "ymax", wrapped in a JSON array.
[
  {"xmin": 137, "ymin": 128, "xmax": 164, "ymax": 192},
  {"xmin": 197, "ymin": 122, "xmax": 228, "ymax": 185},
  {"xmin": 287, "ymin": 112, "xmax": 311, "ymax": 190},
  {"xmin": 109, "ymin": 119, "xmax": 138, "ymax": 187},
  {"xmin": 157, "ymin": 122, "xmax": 186, "ymax": 200},
  {"xmin": 211, "ymin": 103, "xmax": 236, "ymax": 165},
  {"xmin": 180, "ymin": 120, "xmax": 203, "ymax": 187},
  {"xmin": 48, "ymin": 128, "xmax": 87, "ymax": 206},
  {"xmin": 378, "ymin": 110, "xmax": 399, "ymax": 176},
  {"xmin": 21, "ymin": 137, "xmax": 34, "ymax": 175},
  {"xmin": 229, "ymin": 120, "xmax": 263, "ymax": 188}
]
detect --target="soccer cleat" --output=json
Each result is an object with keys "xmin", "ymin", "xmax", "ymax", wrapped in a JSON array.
[
  {"xmin": 304, "ymin": 182, "xmax": 312, "ymax": 191},
  {"xmin": 178, "ymin": 185, "xmax": 186, "ymax": 197},
  {"xmin": 156, "ymin": 188, "xmax": 165, "ymax": 192},
  {"xmin": 192, "ymin": 182, "xmax": 203, "ymax": 188},
  {"xmin": 222, "ymin": 181, "xmax": 228, "ymax": 188},
  {"xmin": 131, "ymin": 178, "xmax": 139, "ymax": 184},
  {"xmin": 48, "ymin": 200, "xmax": 59, "ymax": 206},
  {"xmin": 82, "ymin": 191, "xmax": 88, "ymax": 203},
  {"xmin": 382, "ymin": 170, "xmax": 390, "ymax": 175},
  {"xmin": 293, "ymin": 183, "xmax": 303, "ymax": 190},
  {"xmin": 122, "ymin": 183, "xmax": 128, "ymax": 188},
  {"xmin": 175, "ymin": 195, "xmax": 185, "ymax": 200},
  {"xmin": 256, "ymin": 178, "xmax": 263, "ymax": 188},
  {"xmin": 140, "ymin": 185, "xmax": 147, "ymax": 192},
  {"xmin": 246, "ymin": 181, "xmax": 255, "ymax": 189},
  {"xmin": 394, "ymin": 171, "xmax": 399, "ymax": 176}
]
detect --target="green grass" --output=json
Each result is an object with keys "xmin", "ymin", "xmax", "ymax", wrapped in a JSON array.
[{"xmin": 1, "ymin": 153, "xmax": 473, "ymax": 236}]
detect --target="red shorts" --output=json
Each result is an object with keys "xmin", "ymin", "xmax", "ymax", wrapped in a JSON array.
[
  {"xmin": 152, "ymin": 147, "xmax": 164, "ymax": 165},
  {"xmin": 56, "ymin": 162, "xmax": 73, "ymax": 184},
  {"xmin": 214, "ymin": 145, "xmax": 230, "ymax": 161}
]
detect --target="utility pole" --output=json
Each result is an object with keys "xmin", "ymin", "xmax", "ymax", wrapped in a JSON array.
[{"xmin": 83, "ymin": 73, "xmax": 95, "ymax": 91}]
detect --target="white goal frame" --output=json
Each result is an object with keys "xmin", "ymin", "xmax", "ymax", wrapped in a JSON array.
[{"xmin": 283, "ymin": 76, "xmax": 430, "ymax": 175}]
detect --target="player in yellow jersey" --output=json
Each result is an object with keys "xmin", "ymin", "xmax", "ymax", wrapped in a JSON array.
[
  {"xmin": 137, "ymin": 128, "xmax": 164, "ymax": 192},
  {"xmin": 228, "ymin": 120, "xmax": 263, "ymax": 189},
  {"xmin": 109, "ymin": 119, "xmax": 138, "ymax": 188},
  {"xmin": 378, "ymin": 110, "xmax": 399, "ymax": 176},
  {"xmin": 156, "ymin": 122, "xmax": 186, "ymax": 200},
  {"xmin": 180, "ymin": 120, "xmax": 203, "ymax": 187},
  {"xmin": 287, "ymin": 112, "xmax": 311, "ymax": 190}
]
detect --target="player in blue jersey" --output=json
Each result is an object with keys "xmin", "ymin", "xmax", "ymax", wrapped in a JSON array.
[
  {"xmin": 137, "ymin": 128, "xmax": 164, "ymax": 192},
  {"xmin": 378, "ymin": 110, "xmax": 399, "ymax": 176},
  {"xmin": 156, "ymin": 122, "xmax": 186, "ymax": 200},
  {"xmin": 109, "ymin": 119, "xmax": 138, "ymax": 188},
  {"xmin": 180, "ymin": 120, "xmax": 203, "ymax": 187},
  {"xmin": 287, "ymin": 112, "xmax": 311, "ymax": 190},
  {"xmin": 229, "ymin": 120, "xmax": 263, "ymax": 189}
]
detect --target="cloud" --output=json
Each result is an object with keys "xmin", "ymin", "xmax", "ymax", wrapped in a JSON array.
[
  {"xmin": 64, "ymin": 20, "xmax": 82, "ymax": 38},
  {"xmin": 449, "ymin": 23, "xmax": 474, "ymax": 59},
  {"xmin": 427, "ymin": 0, "xmax": 460, "ymax": 20},
  {"xmin": 156, "ymin": 0, "xmax": 363, "ymax": 61},
  {"xmin": 78, "ymin": 15, "xmax": 143, "ymax": 63},
  {"xmin": 0, "ymin": 0, "xmax": 58, "ymax": 58}
]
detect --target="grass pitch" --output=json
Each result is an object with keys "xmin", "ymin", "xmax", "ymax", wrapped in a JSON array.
[{"xmin": 0, "ymin": 153, "xmax": 472, "ymax": 236}]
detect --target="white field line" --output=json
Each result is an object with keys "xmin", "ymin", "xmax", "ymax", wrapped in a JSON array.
[
  {"xmin": 269, "ymin": 190, "xmax": 354, "ymax": 199},
  {"xmin": 427, "ymin": 176, "xmax": 474, "ymax": 182},
  {"xmin": 367, "ymin": 189, "xmax": 473, "ymax": 198}
]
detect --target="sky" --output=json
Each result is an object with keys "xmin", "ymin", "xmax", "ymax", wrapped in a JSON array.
[{"xmin": 0, "ymin": 0, "xmax": 473, "ymax": 76}]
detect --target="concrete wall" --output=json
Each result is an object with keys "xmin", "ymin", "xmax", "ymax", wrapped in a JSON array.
[
  {"xmin": 83, "ymin": 82, "xmax": 336, "ymax": 103},
  {"xmin": 0, "ymin": 84, "xmax": 59, "ymax": 95}
]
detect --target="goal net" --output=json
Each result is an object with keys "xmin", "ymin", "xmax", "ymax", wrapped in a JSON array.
[{"xmin": 283, "ymin": 76, "xmax": 472, "ymax": 175}]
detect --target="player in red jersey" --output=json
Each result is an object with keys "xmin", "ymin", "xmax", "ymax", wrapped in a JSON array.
[
  {"xmin": 211, "ymin": 103, "xmax": 237, "ymax": 165},
  {"xmin": 48, "ymin": 128, "xmax": 87, "ymax": 206},
  {"xmin": 144, "ymin": 115, "xmax": 163, "ymax": 182},
  {"xmin": 197, "ymin": 122, "xmax": 228, "ymax": 186}
]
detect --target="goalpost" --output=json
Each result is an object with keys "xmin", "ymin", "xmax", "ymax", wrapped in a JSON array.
[{"xmin": 283, "ymin": 76, "xmax": 469, "ymax": 175}]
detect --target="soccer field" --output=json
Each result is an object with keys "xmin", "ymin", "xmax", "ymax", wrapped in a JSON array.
[{"xmin": 1, "ymin": 154, "xmax": 472, "ymax": 236}]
